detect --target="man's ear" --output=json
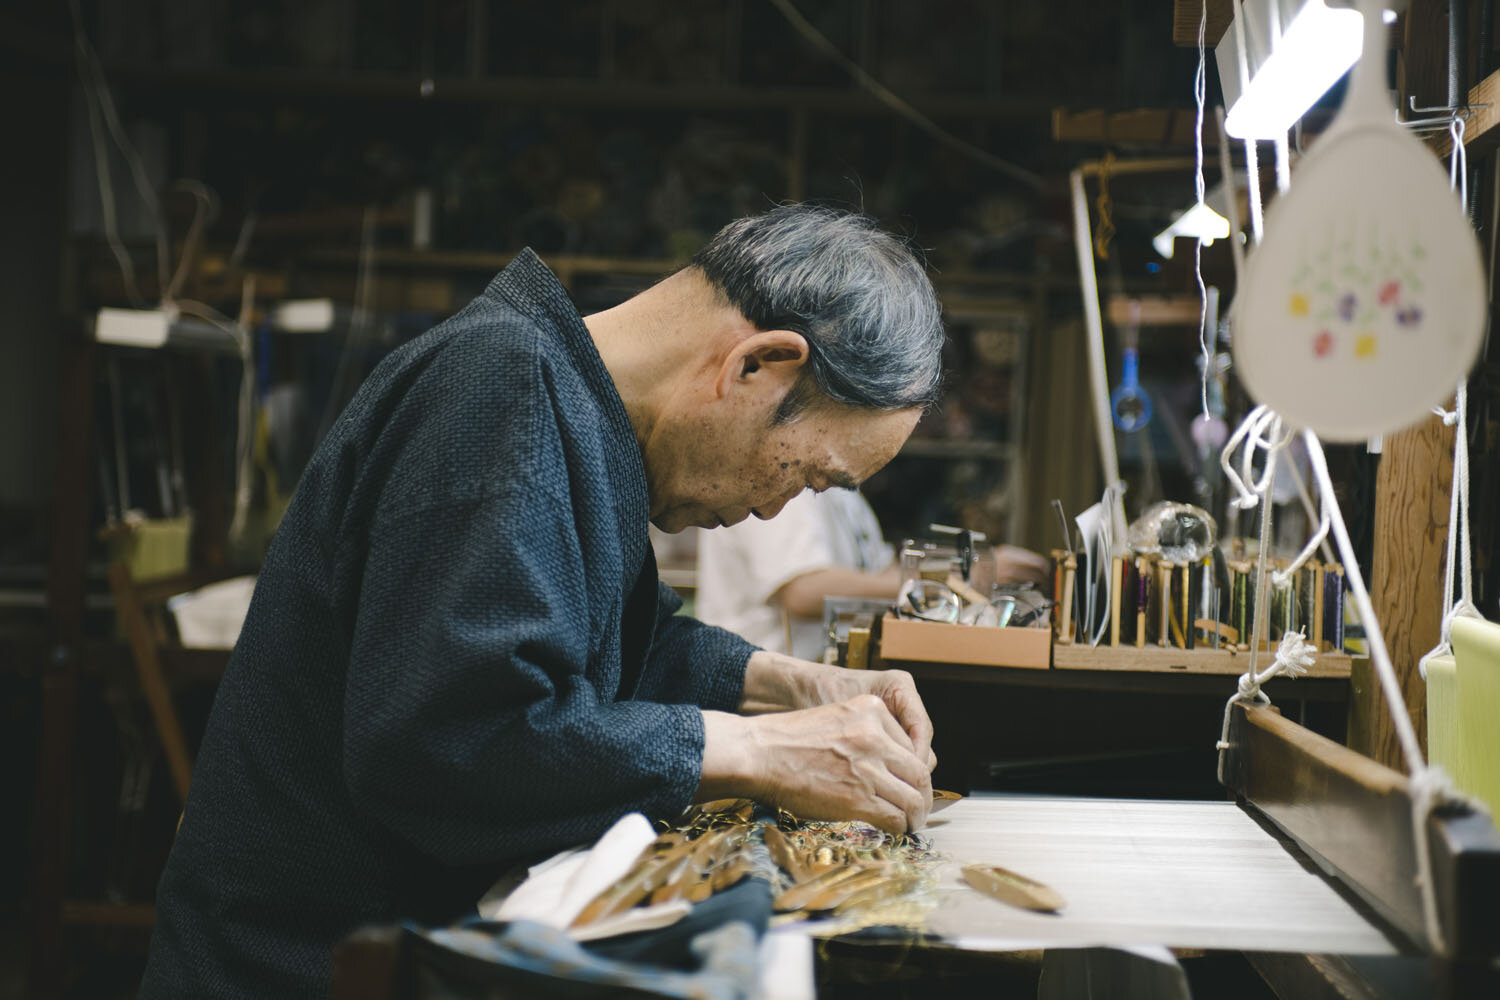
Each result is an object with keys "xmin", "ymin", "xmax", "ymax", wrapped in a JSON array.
[{"xmin": 714, "ymin": 329, "xmax": 809, "ymax": 399}]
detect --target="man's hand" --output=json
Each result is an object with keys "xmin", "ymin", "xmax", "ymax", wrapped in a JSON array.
[
  {"xmin": 991, "ymin": 544, "xmax": 1051, "ymax": 587},
  {"xmin": 699, "ymin": 698, "xmax": 932, "ymax": 834},
  {"xmin": 740, "ymin": 651, "xmax": 935, "ymax": 770}
]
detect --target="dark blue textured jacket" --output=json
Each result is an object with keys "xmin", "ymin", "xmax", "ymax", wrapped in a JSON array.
[{"xmin": 139, "ymin": 251, "xmax": 756, "ymax": 998}]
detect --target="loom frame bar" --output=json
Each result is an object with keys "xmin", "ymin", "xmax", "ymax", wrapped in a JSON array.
[{"xmin": 1221, "ymin": 702, "xmax": 1500, "ymax": 960}]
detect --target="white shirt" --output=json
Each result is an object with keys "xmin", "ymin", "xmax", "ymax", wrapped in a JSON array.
[{"xmin": 695, "ymin": 488, "xmax": 894, "ymax": 661}]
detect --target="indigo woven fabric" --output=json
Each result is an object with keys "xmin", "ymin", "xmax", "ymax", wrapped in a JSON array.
[{"xmin": 140, "ymin": 250, "xmax": 756, "ymax": 998}]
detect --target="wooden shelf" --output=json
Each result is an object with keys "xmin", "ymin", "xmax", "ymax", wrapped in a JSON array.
[
  {"xmin": 1105, "ymin": 294, "xmax": 1209, "ymax": 329},
  {"xmin": 1053, "ymin": 642, "xmax": 1354, "ymax": 678},
  {"xmin": 102, "ymin": 65, "xmax": 1059, "ymax": 119},
  {"xmin": 1171, "ymin": 0, "xmax": 1234, "ymax": 48},
  {"xmin": 297, "ymin": 247, "xmax": 1080, "ymax": 291}
]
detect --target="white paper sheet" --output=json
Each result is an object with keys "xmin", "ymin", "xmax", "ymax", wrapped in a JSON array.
[{"xmin": 920, "ymin": 794, "xmax": 1399, "ymax": 955}]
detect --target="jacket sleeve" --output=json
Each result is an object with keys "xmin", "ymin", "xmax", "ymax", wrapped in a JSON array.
[
  {"xmin": 340, "ymin": 485, "xmax": 706, "ymax": 867},
  {"xmin": 630, "ymin": 581, "xmax": 755, "ymax": 711}
]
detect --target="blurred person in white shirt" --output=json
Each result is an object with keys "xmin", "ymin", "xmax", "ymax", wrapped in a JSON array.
[{"xmin": 696, "ymin": 487, "xmax": 1047, "ymax": 661}]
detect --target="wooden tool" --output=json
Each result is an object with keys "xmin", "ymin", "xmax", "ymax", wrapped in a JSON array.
[
  {"xmin": 962, "ymin": 862, "xmax": 1066, "ymax": 913},
  {"xmin": 763, "ymin": 825, "xmax": 809, "ymax": 882},
  {"xmin": 773, "ymin": 864, "xmax": 874, "ymax": 912},
  {"xmin": 931, "ymin": 789, "xmax": 963, "ymax": 813}
]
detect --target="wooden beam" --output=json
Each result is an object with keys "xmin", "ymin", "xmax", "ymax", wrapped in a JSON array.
[
  {"xmin": 1221, "ymin": 702, "xmax": 1500, "ymax": 960},
  {"xmin": 1054, "ymin": 642, "xmax": 1352, "ymax": 677},
  {"xmin": 1074, "ymin": 156, "xmax": 1204, "ymax": 179},
  {"xmin": 1399, "ymin": 0, "xmax": 1453, "ymax": 115},
  {"xmin": 1053, "ymin": 107, "xmax": 1222, "ymax": 147},
  {"xmin": 60, "ymin": 900, "xmax": 156, "ymax": 928},
  {"xmin": 1427, "ymin": 66, "xmax": 1500, "ymax": 159},
  {"xmin": 1244, "ymin": 952, "xmax": 1386, "ymax": 1000},
  {"xmin": 1171, "ymin": 0, "xmax": 1235, "ymax": 48},
  {"xmin": 1106, "ymin": 294, "xmax": 1212, "ymax": 328},
  {"xmin": 1352, "ymin": 417, "xmax": 1454, "ymax": 769}
]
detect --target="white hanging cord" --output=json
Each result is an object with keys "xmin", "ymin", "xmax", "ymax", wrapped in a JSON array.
[
  {"xmin": 1222, "ymin": 405, "xmax": 1288, "ymax": 514},
  {"xmin": 1273, "ymin": 127, "xmax": 1292, "ymax": 194},
  {"xmin": 1232, "ymin": 1, "xmax": 1266, "ymax": 245},
  {"xmin": 1303, "ymin": 429, "xmax": 1453, "ymax": 954},
  {"xmin": 1419, "ymin": 386, "xmax": 1483, "ymax": 677},
  {"xmin": 1450, "ymin": 118, "xmax": 1469, "ymax": 208},
  {"xmin": 1276, "ymin": 448, "xmax": 1338, "ymax": 572},
  {"xmin": 1215, "ymin": 105, "xmax": 1246, "ymax": 279},
  {"xmin": 1418, "ymin": 115, "xmax": 1482, "ymax": 679},
  {"xmin": 1220, "ymin": 404, "xmax": 1269, "ymax": 507},
  {"xmin": 1304, "ymin": 432, "xmax": 1423, "ymax": 767},
  {"xmin": 1214, "ymin": 412, "xmax": 1315, "ymax": 762},
  {"xmin": 1269, "ymin": 0, "xmax": 1291, "ymax": 202},
  {"xmin": 1218, "ymin": 406, "xmax": 1293, "ymax": 688}
]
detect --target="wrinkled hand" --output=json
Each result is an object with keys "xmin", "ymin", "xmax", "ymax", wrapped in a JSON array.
[
  {"xmin": 811, "ymin": 666, "xmax": 935, "ymax": 774},
  {"xmin": 743, "ymin": 695, "xmax": 932, "ymax": 834}
]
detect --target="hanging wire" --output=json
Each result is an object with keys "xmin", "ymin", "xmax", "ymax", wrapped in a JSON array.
[
  {"xmin": 1194, "ymin": 0, "xmax": 1212, "ymax": 419},
  {"xmin": 766, "ymin": 0, "xmax": 1042, "ymax": 189}
]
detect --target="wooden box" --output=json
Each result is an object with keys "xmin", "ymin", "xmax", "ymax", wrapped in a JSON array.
[{"xmin": 878, "ymin": 614, "xmax": 1051, "ymax": 669}]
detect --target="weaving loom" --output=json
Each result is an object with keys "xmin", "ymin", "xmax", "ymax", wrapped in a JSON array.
[{"xmin": 869, "ymin": 2, "xmax": 1500, "ymax": 991}]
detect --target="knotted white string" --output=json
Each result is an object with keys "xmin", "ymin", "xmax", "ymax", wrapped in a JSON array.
[{"xmin": 1216, "ymin": 629, "xmax": 1319, "ymax": 758}]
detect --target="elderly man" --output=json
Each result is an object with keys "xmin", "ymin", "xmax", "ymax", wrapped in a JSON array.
[{"xmin": 140, "ymin": 204, "xmax": 946, "ymax": 998}]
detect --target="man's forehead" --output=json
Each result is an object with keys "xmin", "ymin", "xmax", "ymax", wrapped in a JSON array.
[{"xmin": 815, "ymin": 406, "xmax": 921, "ymax": 483}]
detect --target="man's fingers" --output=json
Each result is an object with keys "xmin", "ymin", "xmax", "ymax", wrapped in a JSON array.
[
  {"xmin": 870, "ymin": 768, "xmax": 929, "ymax": 833},
  {"xmin": 927, "ymin": 747, "xmax": 938, "ymax": 772},
  {"xmin": 870, "ymin": 698, "xmax": 917, "ymax": 754},
  {"xmin": 860, "ymin": 799, "xmax": 909, "ymax": 837},
  {"xmin": 881, "ymin": 674, "xmax": 934, "ymax": 764}
]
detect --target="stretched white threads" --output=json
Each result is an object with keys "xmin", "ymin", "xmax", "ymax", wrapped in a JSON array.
[{"xmin": 1303, "ymin": 429, "xmax": 1454, "ymax": 955}]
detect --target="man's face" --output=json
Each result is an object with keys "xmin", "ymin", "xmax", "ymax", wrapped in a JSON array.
[{"xmin": 649, "ymin": 403, "xmax": 921, "ymax": 532}]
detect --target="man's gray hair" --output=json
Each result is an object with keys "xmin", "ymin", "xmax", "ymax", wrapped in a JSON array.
[{"xmin": 690, "ymin": 204, "xmax": 945, "ymax": 423}]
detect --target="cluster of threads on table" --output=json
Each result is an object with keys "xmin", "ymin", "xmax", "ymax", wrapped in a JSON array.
[{"xmin": 567, "ymin": 798, "xmax": 943, "ymax": 935}]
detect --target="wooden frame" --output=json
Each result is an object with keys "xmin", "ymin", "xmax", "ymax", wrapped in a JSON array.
[{"xmin": 1219, "ymin": 702, "xmax": 1500, "ymax": 960}]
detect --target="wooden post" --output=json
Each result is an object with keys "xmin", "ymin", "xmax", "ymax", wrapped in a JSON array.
[
  {"xmin": 1348, "ymin": 0, "xmax": 1469, "ymax": 770},
  {"xmin": 30, "ymin": 333, "xmax": 94, "ymax": 999},
  {"xmin": 1350, "ymin": 419, "xmax": 1455, "ymax": 768}
]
